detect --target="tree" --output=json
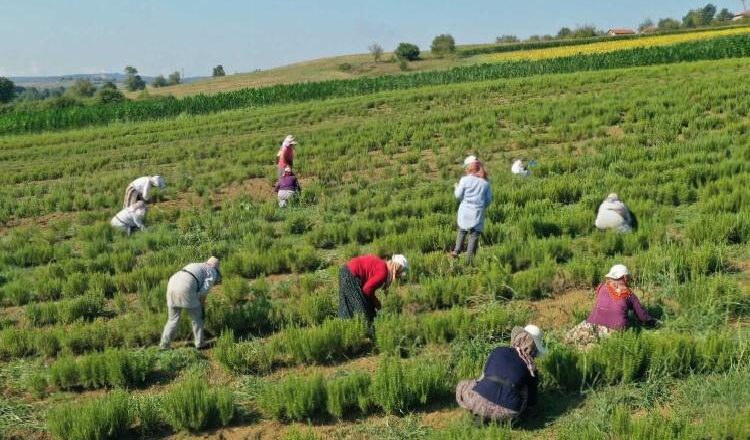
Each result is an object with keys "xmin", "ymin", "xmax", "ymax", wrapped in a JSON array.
[
  {"xmin": 657, "ymin": 18, "xmax": 681, "ymax": 30},
  {"xmin": 430, "ymin": 34, "xmax": 455, "ymax": 57},
  {"xmin": 571, "ymin": 25, "xmax": 599, "ymax": 39},
  {"xmin": 152, "ymin": 75, "xmax": 168, "ymax": 88},
  {"xmin": 716, "ymin": 8, "xmax": 734, "ymax": 21},
  {"xmin": 212, "ymin": 64, "xmax": 226, "ymax": 77},
  {"xmin": 638, "ymin": 18, "xmax": 655, "ymax": 32},
  {"xmin": 69, "ymin": 78, "xmax": 96, "ymax": 97},
  {"xmin": 701, "ymin": 3, "xmax": 717, "ymax": 24},
  {"xmin": 394, "ymin": 42, "xmax": 420, "ymax": 61},
  {"xmin": 527, "ymin": 35, "xmax": 541, "ymax": 42},
  {"xmin": 0, "ymin": 77, "xmax": 16, "ymax": 103},
  {"xmin": 557, "ymin": 27, "xmax": 573, "ymax": 39},
  {"xmin": 368, "ymin": 43, "xmax": 384, "ymax": 62},
  {"xmin": 496, "ymin": 35, "xmax": 519, "ymax": 44},
  {"xmin": 95, "ymin": 86, "xmax": 125, "ymax": 104},
  {"xmin": 99, "ymin": 81, "xmax": 117, "ymax": 91},
  {"xmin": 167, "ymin": 71, "xmax": 181, "ymax": 86},
  {"xmin": 124, "ymin": 66, "xmax": 146, "ymax": 91}
]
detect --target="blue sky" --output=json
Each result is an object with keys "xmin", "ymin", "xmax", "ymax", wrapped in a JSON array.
[{"xmin": 0, "ymin": 0, "xmax": 744, "ymax": 77}]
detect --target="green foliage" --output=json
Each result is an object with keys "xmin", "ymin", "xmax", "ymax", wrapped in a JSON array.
[
  {"xmin": 325, "ymin": 371, "xmax": 371, "ymax": 418},
  {"xmin": 152, "ymin": 75, "xmax": 168, "ymax": 88},
  {"xmin": 542, "ymin": 330, "xmax": 748, "ymax": 391},
  {"xmin": 213, "ymin": 64, "xmax": 226, "ymax": 77},
  {"xmin": 161, "ymin": 374, "xmax": 234, "ymax": 432},
  {"xmin": 395, "ymin": 42, "xmax": 420, "ymax": 61},
  {"xmin": 5, "ymin": 33, "xmax": 750, "ymax": 134},
  {"xmin": 258, "ymin": 372, "xmax": 326, "ymax": 421},
  {"xmin": 47, "ymin": 390, "xmax": 132, "ymax": 440},
  {"xmin": 431, "ymin": 34, "xmax": 456, "ymax": 57},
  {"xmin": 370, "ymin": 356, "xmax": 452, "ymax": 414},
  {"xmin": 0, "ymin": 77, "xmax": 15, "ymax": 103},
  {"xmin": 48, "ymin": 349, "xmax": 156, "ymax": 390}
]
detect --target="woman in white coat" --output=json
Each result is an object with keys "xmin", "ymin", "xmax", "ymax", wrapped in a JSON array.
[
  {"xmin": 595, "ymin": 193, "xmax": 634, "ymax": 233},
  {"xmin": 450, "ymin": 156, "xmax": 493, "ymax": 263},
  {"xmin": 110, "ymin": 200, "xmax": 147, "ymax": 235}
]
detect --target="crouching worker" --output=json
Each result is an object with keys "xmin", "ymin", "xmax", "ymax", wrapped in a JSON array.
[
  {"xmin": 595, "ymin": 193, "xmax": 633, "ymax": 233},
  {"xmin": 124, "ymin": 175, "xmax": 166, "ymax": 208},
  {"xmin": 338, "ymin": 254, "xmax": 408, "ymax": 322},
  {"xmin": 456, "ymin": 325, "xmax": 546, "ymax": 423},
  {"xmin": 110, "ymin": 200, "xmax": 147, "ymax": 235},
  {"xmin": 275, "ymin": 166, "xmax": 301, "ymax": 207},
  {"xmin": 565, "ymin": 264, "xmax": 657, "ymax": 349},
  {"xmin": 159, "ymin": 256, "xmax": 221, "ymax": 350},
  {"xmin": 511, "ymin": 159, "xmax": 531, "ymax": 177}
]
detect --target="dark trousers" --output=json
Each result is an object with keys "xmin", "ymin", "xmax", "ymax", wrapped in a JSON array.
[
  {"xmin": 454, "ymin": 228, "xmax": 480, "ymax": 262},
  {"xmin": 338, "ymin": 267, "xmax": 375, "ymax": 322}
]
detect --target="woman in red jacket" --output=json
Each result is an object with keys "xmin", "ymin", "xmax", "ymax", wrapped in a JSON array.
[{"xmin": 338, "ymin": 254, "xmax": 409, "ymax": 322}]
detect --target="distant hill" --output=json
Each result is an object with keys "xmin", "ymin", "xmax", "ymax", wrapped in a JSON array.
[{"xmin": 9, "ymin": 73, "xmax": 207, "ymax": 89}]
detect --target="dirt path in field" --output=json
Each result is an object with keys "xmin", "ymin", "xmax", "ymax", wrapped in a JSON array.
[{"xmin": 523, "ymin": 289, "xmax": 591, "ymax": 330}]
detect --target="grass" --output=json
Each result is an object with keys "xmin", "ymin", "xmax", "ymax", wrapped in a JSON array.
[{"xmin": 1, "ymin": 46, "xmax": 750, "ymax": 438}]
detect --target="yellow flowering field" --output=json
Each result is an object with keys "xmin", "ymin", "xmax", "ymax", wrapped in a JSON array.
[{"xmin": 482, "ymin": 27, "xmax": 750, "ymax": 62}]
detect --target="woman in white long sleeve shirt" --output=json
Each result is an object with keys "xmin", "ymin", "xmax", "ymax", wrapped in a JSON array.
[
  {"xmin": 159, "ymin": 257, "xmax": 221, "ymax": 350},
  {"xmin": 110, "ymin": 200, "xmax": 147, "ymax": 235},
  {"xmin": 124, "ymin": 175, "xmax": 166, "ymax": 208},
  {"xmin": 450, "ymin": 156, "xmax": 493, "ymax": 263},
  {"xmin": 595, "ymin": 193, "xmax": 633, "ymax": 233}
]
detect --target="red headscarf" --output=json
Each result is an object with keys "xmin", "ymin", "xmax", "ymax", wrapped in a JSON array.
[{"xmin": 604, "ymin": 278, "xmax": 632, "ymax": 301}]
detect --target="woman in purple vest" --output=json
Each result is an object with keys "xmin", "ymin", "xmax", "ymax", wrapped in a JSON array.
[{"xmin": 566, "ymin": 264, "xmax": 657, "ymax": 349}]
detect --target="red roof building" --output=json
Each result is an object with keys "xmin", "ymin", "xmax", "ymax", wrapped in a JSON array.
[{"xmin": 607, "ymin": 29, "xmax": 636, "ymax": 36}]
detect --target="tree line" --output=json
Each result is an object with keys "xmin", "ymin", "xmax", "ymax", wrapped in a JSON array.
[{"xmin": 496, "ymin": 3, "xmax": 744, "ymax": 44}]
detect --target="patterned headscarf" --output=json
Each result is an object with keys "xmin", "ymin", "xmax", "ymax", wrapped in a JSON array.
[
  {"xmin": 605, "ymin": 278, "xmax": 632, "ymax": 301},
  {"xmin": 511, "ymin": 329, "xmax": 538, "ymax": 377}
]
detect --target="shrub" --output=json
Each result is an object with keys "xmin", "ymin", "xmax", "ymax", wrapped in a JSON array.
[
  {"xmin": 394, "ymin": 42, "xmax": 420, "ymax": 61},
  {"xmin": 370, "ymin": 356, "xmax": 452, "ymax": 414},
  {"xmin": 48, "ymin": 349, "xmax": 157, "ymax": 390},
  {"xmin": 215, "ymin": 331, "xmax": 273, "ymax": 374},
  {"xmin": 47, "ymin": 390, "xmax": 132, "ymax": 440},
  {"xmin": 258, "ymin": 372, "xmax": 327, "ymax": 421},
  {"xmin": 325, "ymin": 371, "xmax": 371, "ymax": 419},
  {"xmin": 431, "ymin": 34, "xmax": 456, "ymax": 57},
  {"xmin": 161, "ymin": 375, "xmax": 234, "ymax": 432},
  {"xmin": 276, "ymin": 317, "xmax": 370, "ymax": 364}
]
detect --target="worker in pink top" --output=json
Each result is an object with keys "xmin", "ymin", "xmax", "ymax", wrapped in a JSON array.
[
  {"xmin": 277, "ymin": 135, "xmax": 297, "ymax": 178},
  {"xmin": 565, "ymin": 264, "xmax": 657, "ymax": 349}
]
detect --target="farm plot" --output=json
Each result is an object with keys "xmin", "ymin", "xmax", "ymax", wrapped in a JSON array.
[
  {"xmin": 483, "ymin": 26, "xmax": 750, "ymax": 61},
  {"xmin": 0, "ymin": 58, "xmax": 749, "ymax": 439}
]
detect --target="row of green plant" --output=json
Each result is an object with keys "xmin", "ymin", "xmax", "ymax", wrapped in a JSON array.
[
  {"xmin": 457, "ymin": 23, "xmax": 750, "ymax": 57},
  {"xmin": 46, "ymin": 374, "xmax": 234, "ymax": 440},
  {"xmin": 256, "ymin": 355, "xmax": 452, "ymax": 421},
  {"xmin": 0, "ymin": 313, "xmax": 164, "ymax": 359},
  {"xmin": 215, "ymin": 317, "xmax": 370, "ymax": 374},
  {"xmin": 541, "ymin": 329, "xmax": 748, "ymax": 391},
  {"xmin": 2, "ymin": 33, "xmax": 750, "ymax": 134}
]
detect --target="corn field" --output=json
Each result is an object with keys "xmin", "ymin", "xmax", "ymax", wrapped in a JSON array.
[
  {"xmin": 1, "ymin": 34, "xmax": 750, "ymax": 439},
  {"xmin": 1, "ymin": 33, "xmax": 750, "ymax": 135}
]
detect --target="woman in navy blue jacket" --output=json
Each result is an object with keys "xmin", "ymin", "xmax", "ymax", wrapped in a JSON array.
[{"xmin": 456, "ymin": 324, "xmax": 546, "ymax": 422}]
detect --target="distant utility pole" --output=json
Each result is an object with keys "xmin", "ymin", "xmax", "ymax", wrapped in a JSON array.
[{"xmin": 744, "ymin": 0, "xmax": 748, "ymax": 12}]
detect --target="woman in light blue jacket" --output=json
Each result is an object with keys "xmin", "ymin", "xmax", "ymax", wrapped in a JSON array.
[{"xmin": 450, "ymin": 156, "xmax": 493, "ymax": 263}]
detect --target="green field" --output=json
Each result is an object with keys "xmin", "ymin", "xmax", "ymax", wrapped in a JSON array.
[{"xmin": 1, "ymin": 52, "xmax": 750, "ymax": 439}]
